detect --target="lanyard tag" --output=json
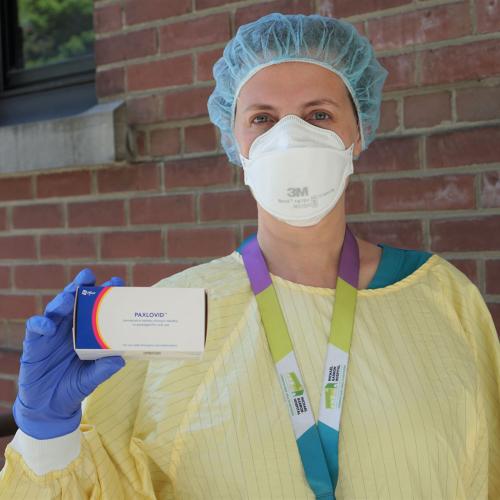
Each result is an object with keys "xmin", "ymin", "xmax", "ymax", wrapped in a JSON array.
[
  {"xmin": 319, "ymin": 345, "xmax": 348, "ymax": 431},
  {"xmin": 277, "ymin": 352, "xmax": 315, "ymax": 438}
]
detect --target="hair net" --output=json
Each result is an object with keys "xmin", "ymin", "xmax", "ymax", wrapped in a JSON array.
[{"xmin": 207, "ymin": 12, "xmax": 388, "ymax": 167}]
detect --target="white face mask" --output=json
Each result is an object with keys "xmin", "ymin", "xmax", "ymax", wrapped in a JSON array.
[{"xmin": 238, "ymin": 114, "xmax": 354, "ymax": 227}]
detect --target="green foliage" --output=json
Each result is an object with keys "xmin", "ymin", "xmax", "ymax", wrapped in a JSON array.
[{"xmin": 18, "ymin": 0, "xmax": 94, "ymax": 68}]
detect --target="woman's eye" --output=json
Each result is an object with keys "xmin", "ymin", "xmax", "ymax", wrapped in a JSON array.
[
  {"xmin": 311, "ymin": 111, "xmax": 330, "ymax": 121},
  {"xmin": 251, "ymin": 114, "xmax": 271, "ymax": 125}
]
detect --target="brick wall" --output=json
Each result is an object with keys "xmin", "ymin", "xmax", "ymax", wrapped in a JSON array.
[{"xmin": 0, "ymin": 0, "xmax": 499, "ymax": 458}]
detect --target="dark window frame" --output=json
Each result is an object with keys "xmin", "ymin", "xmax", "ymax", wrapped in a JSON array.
[{"xmin": 0, "ymin": 0, "xmax": 97, "ymax": 126}]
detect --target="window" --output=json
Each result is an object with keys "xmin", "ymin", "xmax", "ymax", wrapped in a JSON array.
[{"xmin": 0, "ymin": 0, "xmax": 97, "ymax": 126}]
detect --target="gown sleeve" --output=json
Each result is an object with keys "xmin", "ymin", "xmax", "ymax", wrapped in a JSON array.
[
  {"xmin": 463, "ymin": 284, "xmax": 500, "ymax": 499},
  {"xmin": 0, "ymin": 359, "xmax": 164, "ymax": 499}
]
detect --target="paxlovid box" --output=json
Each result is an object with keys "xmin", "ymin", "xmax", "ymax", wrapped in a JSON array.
[{"xmin": 73, "ymin": 286, "xmax": 207, "ymax": 360}]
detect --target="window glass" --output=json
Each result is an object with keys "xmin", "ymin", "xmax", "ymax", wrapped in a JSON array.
[{"xmin": 17, "ymin": 0, "xmax": 94, "ymax": 69}]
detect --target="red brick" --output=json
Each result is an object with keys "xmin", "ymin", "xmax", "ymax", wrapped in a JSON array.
[
  {"xmin": 352, "ymin": 22, "xmax": 366, "ymax": 36},
  {"xmin": 448, "ymin": 259, "xmax": 478, "ymax": 285},
  {"xmin": 135, "ymin": 130, "xmax": 147, "ymax": 156},
  {"xmin": 356, "ymin": 136, "xmax": 420, "ymax": 173},
  {"xmin": 14, "ymin": 265, "xmax": 67, "ymax": 290},
  {"xmin": 351, "ymin": 220, "xmax": 424, "ymax": 249},
  {"xmin": 196, "ymin": 0, "xmax": 239, "ymax": 9},
  {"xmin": 477, "ymin": 0, "xmax": 500, "ymax": 33},
  {"xmin": 421, "ymin": 39, "xmax": 500, "ymax": 86},
  {"xmin": 200, "ymin": 190, "xmax": 257, "ymax": 221},
  {"xmin": 456, "ymin": 86, "xmax": 500, "ymax": 122},
  {"xmin": 481, "ymin": 172, "xmax": 500, "ymax": 208},
  {"xmin": 160, "ymin": 13, "xmax": 230, "ymax": 53},
  {"xmin": 374, "ymin": 175, "xmax": 474, "ymax": 212},
  {"xmin": 404, "ymin": 92, "xmax": 451, "ymax": 129},
  {"xmin": 345, "ymin": 181, "xmax": 366, "ymax": 214},
  {"xmin": 185, "ymin": 124, "xmax": 217, "ymax": 153},
  {"xmin": 127, "ymin": 55, "xmax": 192, "ymax": 92},
  {"xmin": 0, "ymin": 266, "xmax": 10, "ymax": 288},
  {"xmin": 0, "ymin": 236, "xmax": 36, "ymax": 259},
  {"xmin": 378, "ymin": 100, "xmax": 398, "ymax": 133},
  {"xmin": 68, "ymin": 200, "xmax": 126, "ymax": 227},
  {"xmin": 368, "ymin": 4, "xmax": 470, "ymax": 51},
  {"xmin": 0, "ymin": 351, "xmax": 20, "ymax": 375},
  {"xmin": 0, "ymin": 379, "xmax": 16, "ymax": 403},
  {"xmin": 150, "ymin": 128, "xmax": 181, "ymax": 157},
  {"xmin": 486, "ymin": 260, "xmax": 500, "ymax": 294},
  {"xmin": 94, "ymin": 3, "xmax": 122, "ymax": 33},
  {"xmin": 0, "ymin": 177, "xmax": 32, "ymax": 202},
  {"xmin": 378, "ymin": 53, "xmax": 416, "ymax": 91},
  {"xmin": 40, "ymin": 234, "xmax": 96, "ymax": 259},
  {"xmin": 95, "ymin": 36, "xmax": 124, "ymax": 66},
  {"xmin": 235, "ymin": 0, "xmax": 314, "ymax": 28},
  {"xmin": 132, "ymin": 262, "xmax": 194, "ymax": 286},
  {"xmin": 168, "ymin": 228, "xmax": 236, "ymax": 258},
  {"xmin": 101, "ymin": 231, "xmax": 163, "ymax": 259},
  {"xmin": 96, "ymin": 67, "xmax": 125, "ymax": 98},
  {"xmin": 163, "ymin": 86, "xmax": 213, "ymax": 120},
  {"xmin": 125, "ymin": 0, "xmax": 191, "ymax": 25},
  {"xmin": 126, "ymin": 95, "xmax": 165, "ymax": 125},
  {"xmin": 487, "ymin": 303, "xmax": 500, "ymax": 335},
  {"xmin": 2, "ymin": 322, "xmax": 26, "ymax": 350},
  {"xmin": 164, "ymin": 156, "xmax": 234, "ymax": 189},
  {"xmin": 430, "ymin": 216, "xmax": 500, "ymax": 252},
  {"xmin": 0, "ymin": 295, "xmax": 37, "ymax": 319},
  {"xmin": 0, "ymin": 208, "xmax": 6, "ymax": 231},
  {"xmin": 95, "ymin": 28, "xmax": 158, "ymax": 66},
  {"xmin": 68, "ymin": 264, "xmax": 128, "ymax": 286},
  {"xmin": 36, "ymin": 171, "xmax": 91, "ymax": 198},
  {"xmin": 427, "ymin": 127, "xmax": 500, "ymax": 169},
  {"xmin": 130, "ymin": 195, "xmax": 195, "ymax": 224},
  {"xmin": 97, "ymin": 163, "xmax": 160, "ymax": 193},
  {"xmin": 12, "ymin": 204, "xmax": 63, "ymax": 229},
  {"xmin": 197, "ymin": 48, "xmax": 223, "ymax": 82},
  {"xmin": 127, "ymin": 29, "xmax": 160, "ymax": 60},
  {"xmin": 321, "ymin": 0, "xmax": 410, "ymax": 18}
]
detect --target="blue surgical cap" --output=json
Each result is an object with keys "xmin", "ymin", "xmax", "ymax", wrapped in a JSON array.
[{"xmin": 207, "ymin": 12, "xmax": 388, "ymax": 167}]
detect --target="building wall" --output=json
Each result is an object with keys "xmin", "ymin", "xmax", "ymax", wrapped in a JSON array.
[{"xmin": 0, "ymin": 0, "xmax": 499, "ymax": 459}]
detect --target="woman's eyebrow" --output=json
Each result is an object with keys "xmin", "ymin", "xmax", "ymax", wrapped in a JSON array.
[
  {"xmin": 243, "ymin": 98, "xmax": 341, "ymax": 112},
  {"xmin": 303, "ymin": 98, "xmax": 341, "ymax": 108},
  {"xmin": 243, "ymin": 103, "xmax": 274, "ymax": 112}
]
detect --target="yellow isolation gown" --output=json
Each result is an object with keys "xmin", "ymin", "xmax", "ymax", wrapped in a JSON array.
[{"xmin": 1, "ymin": 249, "xmax": 499, "ymax": 499}]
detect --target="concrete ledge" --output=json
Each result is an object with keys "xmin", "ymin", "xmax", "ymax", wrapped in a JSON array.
[{"xmin": 0, "ymin": 100, "xmax": 129, "ymax": 174}]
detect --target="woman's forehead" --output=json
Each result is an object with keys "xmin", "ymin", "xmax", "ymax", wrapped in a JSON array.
[{"xmin": 236, "ymin": 62, "xmax": 350, "ymax": 106}]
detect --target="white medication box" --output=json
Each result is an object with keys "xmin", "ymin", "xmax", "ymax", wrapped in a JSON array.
[{"xmin": 73, "ymin": 286, "xmax": 207, "ymax": 360}]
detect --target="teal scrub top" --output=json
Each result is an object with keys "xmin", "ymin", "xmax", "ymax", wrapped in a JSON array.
[{"xmin": 367, "ymin": 243, "xmax": 432, "ymax": 289}]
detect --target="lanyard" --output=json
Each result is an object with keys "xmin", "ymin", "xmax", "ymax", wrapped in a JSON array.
[{"xmin": 237, "ymin": 226, "xmax": 359, "ymax": 500}]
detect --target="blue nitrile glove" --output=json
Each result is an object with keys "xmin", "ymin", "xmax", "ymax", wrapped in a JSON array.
[{"xmin": 12, "ymin": 268, "xmax": 126, "ymax": 440}]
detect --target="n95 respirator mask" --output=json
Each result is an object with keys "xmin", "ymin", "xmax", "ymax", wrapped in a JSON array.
[{"xmin": 239, "ymin": 114, "xmax": 354, "ymax": 227}]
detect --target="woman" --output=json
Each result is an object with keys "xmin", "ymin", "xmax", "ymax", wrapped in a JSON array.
[{"xmin": 1, "ymin": 13, "xmax": 499, "ymax": 499}]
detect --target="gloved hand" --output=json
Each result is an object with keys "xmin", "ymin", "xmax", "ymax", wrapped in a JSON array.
[{"xmin": 12, "ymin": 268, "xmax": 126, "ymax": 440}]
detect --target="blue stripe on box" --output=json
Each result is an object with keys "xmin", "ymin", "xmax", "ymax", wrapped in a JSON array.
[{"xmin": 75, "ymin": 286, "xmax": 105, "ymax": 350}]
